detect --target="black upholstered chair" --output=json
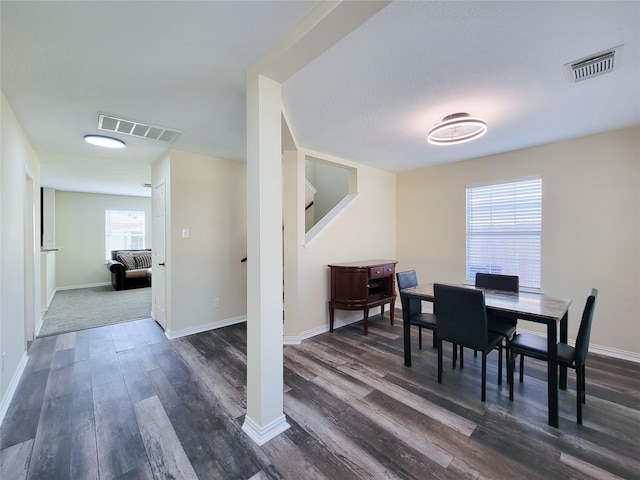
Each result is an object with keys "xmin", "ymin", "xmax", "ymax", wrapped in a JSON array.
[
  {"xmin": 434, "ymin": 283, "xmax": 503, "ymax": 402},
  {"xmin": 475, "ymin": 273, "xmax": 519, "ymax": 382},
  {"xmin": 397, "ymin": 270, "xmax": 437, "ymax": 349},
  {"xmin": 509, "ymin": 288, "xmax": 598, "ymax": 424}
]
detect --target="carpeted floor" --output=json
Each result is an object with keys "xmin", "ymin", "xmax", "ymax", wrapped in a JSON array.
[{"xmin": 38, "ymin": 285, "xmax": 152, "ymax": 337}]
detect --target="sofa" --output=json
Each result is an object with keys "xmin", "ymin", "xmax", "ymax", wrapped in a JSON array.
[{"xmin": 107, "ymin": 249, "xmax": 152, "ymax": 291}]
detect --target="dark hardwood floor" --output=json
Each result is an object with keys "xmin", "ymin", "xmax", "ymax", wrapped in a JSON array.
[{"xmin": 1, "ymin": 313, "xmax": 638, "ymax": 479}]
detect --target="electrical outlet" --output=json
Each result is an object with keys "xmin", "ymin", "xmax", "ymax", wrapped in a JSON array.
[{"xmin": 213, "ymin": 298, "xmax": 220, "ymax": 308}]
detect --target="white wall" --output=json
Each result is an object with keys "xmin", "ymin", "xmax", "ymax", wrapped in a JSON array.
[
  {"xmin": 55, "ymin": 191, "xmax": 152, "ymax": 289},
  {"xmin": 154, "ymin": 150, "xmax": 247, "ymax": 336},
  {"xmin": 397, "ymin": 127, "xmax": 640, "ymax": 358},
  {"xmin": 0, "ymin": 92, "xmax": 41, "ymax": 406},
  {"xmin": 305, "ymin": 157, "xmax": 350, "ymax": 222}
]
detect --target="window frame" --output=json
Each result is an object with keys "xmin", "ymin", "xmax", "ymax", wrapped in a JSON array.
[
  {"xmin": 105, "ymin": 209, "xmax": 146, "ymax": 261},
  {"xmin": 465, "ymin": 177, "xmax": 542, "ymax": 289}
]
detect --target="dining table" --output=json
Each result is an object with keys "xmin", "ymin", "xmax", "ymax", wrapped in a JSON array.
[{"xmin": 400, "ymin": 282, "xmax": 572, "ymax": 428}]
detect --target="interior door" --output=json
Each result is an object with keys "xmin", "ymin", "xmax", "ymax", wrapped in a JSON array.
[{"xmin": 153, "ymin": 181, "xmax": 167, "ymax": 329}]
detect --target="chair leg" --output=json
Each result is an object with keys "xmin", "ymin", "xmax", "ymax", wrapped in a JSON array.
[
  {"xmin": 497, "ymin": 344, "xmax": 503, "ymax": 385},
  {"xmin": 519, "ymin": 354, "xmax": 524, "ymax": 383},
  {"xmin": 504, "ymin": 338, "xmax": 511, "ymax": 383},
  {"xmin": 432, "ymin": 330, "xmax": 437, "ymax": 349},
  {"xmin": 577, "ymin": 365, "xmax": 583, "ymax": 424},
  {"xmin": 581, "ymin": 364, "xmax": 587, "ymax": 404},
  {"xmin": 452, "ymin": 343, "xmax": 457, "ymax": 368},
  {"xmin": 509, "ymin": 349, "xmax": 515, "ymax": 401},
  {"xmin": 418, "ymin": 326, "xmax": 423, "ymax": 350},
  {"xmin": 438, "ymin": 340, "xmax": 443, "ymax": 384},
  {"xmin": 481, "ymin": 353, "xmax": 487, "ymax": 402},
  {"xmin": 460, "ymin": 346, "xmax": 464, "ymax": 369}
]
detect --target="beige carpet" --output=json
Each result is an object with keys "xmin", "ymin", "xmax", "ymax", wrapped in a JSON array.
[{"xmin": 39, "ymin": 285, "xmax": 152, "ymax": 337}]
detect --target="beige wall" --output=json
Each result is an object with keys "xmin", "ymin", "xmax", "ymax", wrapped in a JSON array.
[
  {"xmin": 156, "ymin": 150, "xmax": 247, "ymax": 335},
  {"xmin": 397, "ymin": 127, "xmax": 640, "ymax": 357},
  {"xmin": 55, "ymin": 191, "xmax": 152, "ymax": 289},
  {"xmin": 288, "ymin": 150, "xmax": 397, "ymax": 337},
  {"xmin": 1, "ymin": 93, "xmax": 41, "ymax": 403}
]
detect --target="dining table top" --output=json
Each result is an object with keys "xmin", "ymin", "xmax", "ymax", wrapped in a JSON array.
[{"xmin": 400, "ymin": 282, "xmax": 572, "ymax": 322}]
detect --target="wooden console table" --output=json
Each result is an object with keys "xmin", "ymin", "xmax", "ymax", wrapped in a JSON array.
[{"xmin": 328, "ymin": 259, "xmax": 397, "ymax": 335}]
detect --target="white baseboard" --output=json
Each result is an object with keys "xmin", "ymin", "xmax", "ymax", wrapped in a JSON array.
[
  {"xmin": 164, "ymin": 315, "xmax": 247, "ymax": 340},
  {"xmin": 284, "ymin": 317, "xmax": 640, "ymax": 364},
  {"xmin": 515, "ymin": 328, "xmax": 640, "ymax": 364},
  {"xmin": 0, "ymin": 352, "xmax": 29, "ymax": 427},
  {"xmin": 242, "ymin": 413, "xmax": 290, "ymax": 446},
  {"xmin": 35, "ymin": 315, "xmax": 44, "ymax": 336},
  {"xmin": 56, "ymin": 282, "xmax": 111, "ymax": 291},
  {"xmin": 284, "ymin": 315, "xmax": 362, "ymax": 345}
]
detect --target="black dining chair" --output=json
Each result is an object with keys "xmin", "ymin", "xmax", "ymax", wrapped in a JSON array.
[
  {"xmin": 475, "ymin": 273, "xmax": 519, "ymax": 383},
  {"xmin": 434, "ymin": 283, "xmax": 503, "ymax": 402},
  {"xmin": 508, "ymin": 288, "xmax": 598, "ymax": 424},
  {"xmin": 397, "ymin": 270, "xmax": 437, "ymax": 349}
]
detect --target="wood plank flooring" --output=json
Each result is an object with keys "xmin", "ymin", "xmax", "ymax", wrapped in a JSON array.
[{"xmin": 1, "ymin": 314, "xmax": 639, "ymax": 479}]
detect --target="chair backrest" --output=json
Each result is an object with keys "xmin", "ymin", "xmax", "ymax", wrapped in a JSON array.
[
  {"xmin": 397, "ymin": 270, "xmax": 421, "ymax": 317},
  {"xmin": 396, "ymin": 270, "xmax": 418, "ymax": 290},
  {"xmin": 475, "ymin": 273, "xmax": 519, "ymax": 293},
  {"xmin": 574, "ymin": 288, "xmax": 598, "ymax": 365},
  {"xmin": 434, "ymin": 283, "xmax": 488, "ymax": 350}
]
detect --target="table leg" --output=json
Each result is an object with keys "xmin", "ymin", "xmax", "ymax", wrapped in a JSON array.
[
  {"xmin": 547, "ymin": 319, "xmax": 559, "ymax": 428},
  {"xmin": 390, "ymin": 298, "xmax": 395, "ymax": 325},
  {"xmin": 363, "ymin": 307, "xmax": 369, "ymax": 336},
  {"xmin": 559, "ymin": 311, "xmax": 568, "ymax": 390},
  {"xmin": 401, "ymin": 295, "xmax": 411, "ymax": 367},
  {"xmin": 329, "ymin": 302, "xmax": 334, "ymax": 332}
]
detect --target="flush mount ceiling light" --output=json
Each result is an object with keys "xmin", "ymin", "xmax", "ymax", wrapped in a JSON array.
[
  {"xmin": 84, "ymin": 134, "xmax": 126, "ymax": 149},
  {"xmin": 427, "ymin": 113, "xmax": 487, "ymax": 146}
]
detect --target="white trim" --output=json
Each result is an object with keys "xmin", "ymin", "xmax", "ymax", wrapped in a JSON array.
[
  {"xmin": 242, "ymin": 413, "xmax": 290, "ymax": 446},
  {"xmin": 285, "ymin": 314, "xmax": 640, "ymax": 364},
  {"xmin": 0, "ymin": 352, "xmax": 28, "ymax": 426},
  {"xmin": 35, "ymin": 315, "xmax": 44, "ymax": 336},
  {"xmin": 304, "ymin": 193, "xmax": 358, "ymax": 248},
  {"xmin": 283, "ymin": 315, "xmax": 364, "ymax": 344},
  {"xmin": 164, "ymin": 315, "xmax": 247, "ymax": 340},
  {"xmin": 304, "ymin": 178, "xmax": 317, "ymax": 194},
  {"xmin": 56, "ymin": 282, "xmax": 111, "ymax": 291}
]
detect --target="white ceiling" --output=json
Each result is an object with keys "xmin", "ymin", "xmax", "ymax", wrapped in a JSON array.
[{"xmin": 2, "ymin": 1, "xmax": 639, "ymax": 198}]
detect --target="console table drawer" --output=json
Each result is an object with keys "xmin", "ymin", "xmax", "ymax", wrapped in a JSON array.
[{"xmin": 370, "ymin": 263, "xmax": 394, "ymax": 279}]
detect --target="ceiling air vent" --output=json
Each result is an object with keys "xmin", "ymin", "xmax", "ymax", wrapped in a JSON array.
[
  {"xmin": 98, "ymin": 113, "xmax": 182, "ymax": 143},
  {"xmin": 564, "ymin": 45, "xmax": 622, "ymax": 83}
]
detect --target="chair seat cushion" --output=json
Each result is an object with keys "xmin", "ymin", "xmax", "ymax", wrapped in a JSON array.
[
  {"xmin": 409, "ymin": 312, "xmax": 437, "ymax": 328},
  {"xmin": 486, "ymin": 331, "xmax": 504, "ymax": 353},
  {"xmin": 510, "ymin": 333, "xmax": 576, "ymax": 365},
  {"xmin": 488, "ymin": 319, "xmax": 517, "ymax": 338}
]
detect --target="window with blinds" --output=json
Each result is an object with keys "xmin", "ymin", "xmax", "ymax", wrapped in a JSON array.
[
  {"xmin": 466, "ymin": 178, "xmax": 542, "ymax": 288},
  {"xmin": 105, "ymin": 209, "xmax": 145, "ymax": 260}
]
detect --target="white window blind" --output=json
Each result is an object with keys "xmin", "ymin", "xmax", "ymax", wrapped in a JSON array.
[
  {"xmin": 466, "ymin": 178, "xmax": 542, "ymax": 288},
  {"xmin": 105, "ymin": 209, "xmax": 145, "ymax": 260}
]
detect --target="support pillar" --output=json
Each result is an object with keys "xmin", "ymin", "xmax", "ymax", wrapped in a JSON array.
[{"xmin": 242, "ymin": 73, "xmax": 290, "ymax": 445}]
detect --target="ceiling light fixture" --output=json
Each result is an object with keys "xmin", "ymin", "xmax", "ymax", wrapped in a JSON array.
[
  {"xmin": 84, "ymin": 134, "xmax": 126, "ymax": 149},
  {"xmin": 427, "ymin": 113, "xmax": 487, "ymax": 145}
]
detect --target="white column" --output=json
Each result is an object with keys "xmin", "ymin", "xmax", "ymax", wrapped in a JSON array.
[{"xmin": 242, "ymin": 73, "xmax": 290, "ymax": 445}]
